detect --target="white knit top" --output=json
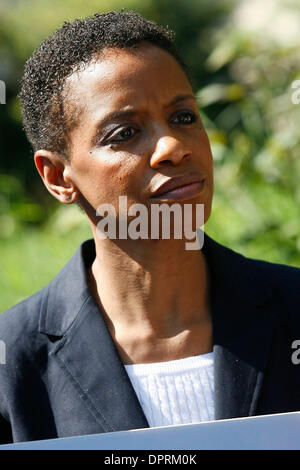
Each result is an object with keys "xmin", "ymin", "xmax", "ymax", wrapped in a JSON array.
[{"xmin": 124, "ymin": 352, "xmax": 214, "ymax": 428}]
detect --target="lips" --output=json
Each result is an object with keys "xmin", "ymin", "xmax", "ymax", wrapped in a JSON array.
[{"xmin": 150, "ymin": 174, "xmax": 205, "ymax": 199}]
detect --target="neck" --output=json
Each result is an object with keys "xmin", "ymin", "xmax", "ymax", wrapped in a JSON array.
[{"xmin": 88, "ymin": 230, "xmax": 212, "ymax": 364}]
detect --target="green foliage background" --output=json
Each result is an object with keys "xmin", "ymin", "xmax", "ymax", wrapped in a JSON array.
[{"xmin": 0, "ymin": 0, "xmax": 300, "ymax": 312}]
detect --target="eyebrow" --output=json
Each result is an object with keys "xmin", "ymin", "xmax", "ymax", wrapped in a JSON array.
[
  {"xmin": 168, "ymin": 94, "xmax": 195, "ymax": 106},
  {"xmin": 90, "ymin": 93, "xmax": 196, "ymax": 145}
]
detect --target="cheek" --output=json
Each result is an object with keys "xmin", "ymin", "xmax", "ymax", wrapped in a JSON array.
[
  {"xmin": 196, "ymin": 131, "xmax": 214, "ymax": 174},
  {"xmin": 196, "ymin": 128, "xmax": 213, "ymax": 154},
  {"xmin": 72, "ymin": 150, "xmax": 141, "ymax": 206}
]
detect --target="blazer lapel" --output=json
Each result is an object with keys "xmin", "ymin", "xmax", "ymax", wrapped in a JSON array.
[
  {"xmin": 51, "ymin": 295, "xmax": 149, "ymax": 432},
  {"xmin": 39, "ymin": 240, "xmax": 149, "ymax": 433},
  {"xmin": 202, "ymin": 232, "xmax": 277, "ymax": 420}
]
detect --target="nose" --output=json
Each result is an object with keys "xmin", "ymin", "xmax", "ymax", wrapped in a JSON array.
[{"xmin": 150, "ymin": 134, "xmax": 192, "ymax": 168}]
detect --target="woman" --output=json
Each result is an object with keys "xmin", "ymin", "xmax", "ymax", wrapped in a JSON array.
[{"xmin": 0, "ymin": 10, "xmax": 299, "ymax": 444}]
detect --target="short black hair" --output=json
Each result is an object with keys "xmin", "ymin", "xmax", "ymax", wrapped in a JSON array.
[{"xmin": 19, "ymin": 10, "xmax": 191, "ymax": 159}]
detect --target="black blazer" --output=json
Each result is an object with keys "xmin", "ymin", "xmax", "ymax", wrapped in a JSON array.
[{"xmin": 0, "ymin": 233, "xmax": 300, "ymax": 444}]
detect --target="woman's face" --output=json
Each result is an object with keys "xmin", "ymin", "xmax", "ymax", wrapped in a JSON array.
[{"xmin": 64, "ymin": 43, "xmax": 214, "ymax": 228}]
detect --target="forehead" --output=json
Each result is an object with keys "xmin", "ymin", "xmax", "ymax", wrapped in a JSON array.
[{"xmin": 64, "ymin": 44, "xmax": 193, "ymax": 121}]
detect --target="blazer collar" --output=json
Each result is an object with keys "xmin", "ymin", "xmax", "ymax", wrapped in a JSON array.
[
  {"xmin": 201, "ymin": 231, "xmax": 276, "ymax": 419},
  {"xmin": 39, "ymin": 239, "xmax": 149, "ymax": 432},
  {"xmin": 38, "ymin": 239, "xmax": 96, "ymax": 337},
  {"xmin": 39, "ymin": 232, "xmax": 273, "ymax": 336},
  {"xmin": 39, "ymin": 232, "xmax": 276, "ymax": 426}
]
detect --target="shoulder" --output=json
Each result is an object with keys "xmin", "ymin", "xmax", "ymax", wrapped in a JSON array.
[
  {"xmin": 0, "ymin": 238, "xmax": 94, "ymax": 362},
  {"xmin": 0, "ymin": 287, "xmax": 50, "ymax": 419},
  {"xmin": 242, "ymin": 252, "xmax": 300, "ymax": 293},
  {"xmin": 0, "ymin": 286, "xmax": 49, "ymax": 373},
  {"xmin": 228, "ymin": 247, "xmax": 300, "ymax": 329},
  {"xmin": 242, "ymin": 250, "xmax": 300, "ymax": 278},
  {"xmin": 204, "ymin": 232, "xmax": 300, "ymax": 290},
  {"xmin": 210, "ymin": 233, "xmax": 300, "ymax": 288},
  {"xmin": 0, "ymin": 238, "xmax": 94, "ymax": 348},
  {"xmin": 204, "ymin": 233, "xmax": 300, "ymax": 322},
  {"xmin": 0, "ymin": 287, "xmax": 46, "ymax": 345}
]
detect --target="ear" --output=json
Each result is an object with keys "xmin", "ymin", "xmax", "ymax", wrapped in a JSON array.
[{"xmin": 34, "ymin": 150, "xmax": 79, "ymax": 204}]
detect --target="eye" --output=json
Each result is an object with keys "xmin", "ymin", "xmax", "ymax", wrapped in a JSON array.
[
  {"xmin": 171, "ymin": 110, "xmax": 198, "ymax": 125},
  {"xmin": 105, "ymin": 126, "xmax": 139, "ymax": 145}
]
